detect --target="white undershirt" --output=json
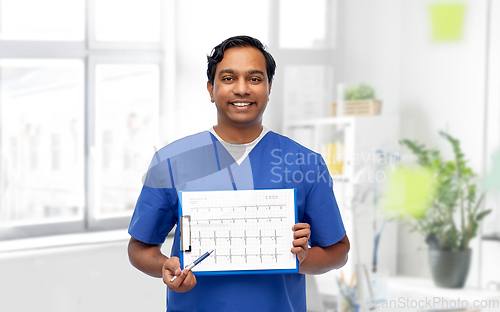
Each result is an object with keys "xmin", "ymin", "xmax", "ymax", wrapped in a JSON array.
[{"xmin": 209, "ymin": 126, "xmax": 270, "ymax": 165}]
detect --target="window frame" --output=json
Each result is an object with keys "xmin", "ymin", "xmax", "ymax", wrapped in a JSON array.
[
  {"xmin": 87, "ymin": 0, "xmax": 163, "ymax": 51},
  {"xmin": 86, "ymin": 53, "xmax": 163, "ymax": 231},
  {"xmin": 0, "ymin": 0, "xmax": 165, "ymax": 240}
]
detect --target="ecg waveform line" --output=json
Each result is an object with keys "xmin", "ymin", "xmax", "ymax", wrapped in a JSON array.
[
  {"xmin": 191, "ymin": 205, "xmax": 285, "ymax": 213},
  {"xmin": 191, "ymin": 229, "xmax": 282, "ymax": 245},
  {"xmin": 188, "ymin": 247, "xmax": 283, "ymax": 264},
  {"xmin": 192, "ymin": 216, "xmax": 288, "ymax": 224}
]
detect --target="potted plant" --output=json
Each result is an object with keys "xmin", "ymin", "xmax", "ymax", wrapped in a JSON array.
[
  {"xmin": 345, "ymin": 83, "xmax": 376, "ymax": 101},
  {"xmin": 390, "ymin": 131, "xmax": 491, "ymax": 288},
  {"xmin": 331, "ymin": 84, "xmax": 382, "ymax": 116}
]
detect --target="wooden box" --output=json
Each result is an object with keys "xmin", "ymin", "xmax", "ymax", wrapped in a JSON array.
[{"xmin": 330, "ymin": 99, "xmax": 382, "ymax": 117}]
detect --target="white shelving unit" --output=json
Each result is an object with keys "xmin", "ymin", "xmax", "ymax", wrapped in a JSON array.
[
  {"xmin": 284, "ymin": 115, "xmax": 401, "ymax": 303},
  {"xmin": 285, "ymin": 115, "xmax": 399, "ymax": 209}
]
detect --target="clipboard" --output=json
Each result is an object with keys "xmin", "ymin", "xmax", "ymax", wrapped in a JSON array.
[{"xmin": 178, "ymin": 188, "xmax": 298, "ymax": 276}]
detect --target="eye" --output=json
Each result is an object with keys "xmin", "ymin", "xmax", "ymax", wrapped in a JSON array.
[
  {"xmin": 250, "ymin": 77, "xmax": 262, "ymax": 82},
  {"xmin": 222, "ymin": 77, "xmax": 234, "ymax": 81}
]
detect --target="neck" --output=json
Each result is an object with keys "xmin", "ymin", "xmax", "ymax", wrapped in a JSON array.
[{"xmin": 213, "ymin": 123, "xmax": 263, "ymax": 144}]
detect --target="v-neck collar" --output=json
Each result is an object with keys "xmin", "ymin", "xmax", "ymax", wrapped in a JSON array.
[{"xmin": 208, "ymin": 128, "xmax": 270, "ymax": 166}]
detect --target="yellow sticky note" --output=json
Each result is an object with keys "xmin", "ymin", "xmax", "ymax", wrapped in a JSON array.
[
  {"xmin": 429, "ymin": 3, "xmax": 466, "ymax": 42},
  {"xmin": 384, "ymin": 167, "xmax": 435, "ymax": 219}
]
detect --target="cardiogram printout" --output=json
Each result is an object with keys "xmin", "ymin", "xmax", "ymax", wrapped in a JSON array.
[{"xmin": 178, "ymin": 188, "xmax": 298, "ymax": 275}]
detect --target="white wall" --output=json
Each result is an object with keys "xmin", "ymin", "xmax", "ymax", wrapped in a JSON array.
[
  {"xmin": 0, "ymin": 237, "xmax": 173, "ymax": 312},
  {"xmin": 336, "ymin": 0, "xmax": 403, "ymax": 278},
  {"xmin": 340, "ymin": 0, "xmax": 500, "ymax": 288},
  {"xmin": 399, "ymin": 0, "xmax": 487, "ymax": 162},
  {"xmin": 341, "ymin": 0, "xmax": 402, "ymax": 118},
  {"xmin": 397, "ymin": 0, "xmax": 489, "ymax": 287}
]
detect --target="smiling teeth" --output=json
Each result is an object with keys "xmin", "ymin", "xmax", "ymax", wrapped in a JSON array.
[{"xmin": 232, "ymin": 103, "xmax": 251, "ymax": 107}]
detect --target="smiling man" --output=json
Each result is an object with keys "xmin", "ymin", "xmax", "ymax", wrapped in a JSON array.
[
  {"xmin": 207, "ymin": 43, "xmax": 271, "ymax": 144},
  {"xmin": 127, "ymin": 36, "xmax": 349, "ymax": 312}
]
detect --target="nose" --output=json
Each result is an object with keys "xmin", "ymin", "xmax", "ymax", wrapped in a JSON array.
[{"xmin": 233, "ymin": 79, "xmax": 250, "ymax": 96}]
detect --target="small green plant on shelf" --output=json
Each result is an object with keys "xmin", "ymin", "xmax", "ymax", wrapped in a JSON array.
[{"xmin": 345, "ymin": 84, "xmax": 376, "ymax": 101}]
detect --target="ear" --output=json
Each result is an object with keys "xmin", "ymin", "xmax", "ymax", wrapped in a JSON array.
[
  {"xmin": 268, "ymin": 82, "xmax": 272, "ymax": 95},
  {"xmin": 207, "ymin": 81, "xmax": 215, "ymax": 103}
]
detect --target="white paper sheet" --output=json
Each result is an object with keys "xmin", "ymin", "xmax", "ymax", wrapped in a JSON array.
[{"xmin": 179, "ymin": 189, "xmax": 297, "ymax": 274}]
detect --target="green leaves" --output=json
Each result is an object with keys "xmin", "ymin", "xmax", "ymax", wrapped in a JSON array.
[
  {"xmin": 345, "ymin": 84, "xmax": 376, "ymax": 100},
  {"xmin": 397, "ymin": 131, "xmax": 490, "ymax": 251},
  {"xmin": 476, "ymin": 209, "xmax": 492, "ymax": 222}
]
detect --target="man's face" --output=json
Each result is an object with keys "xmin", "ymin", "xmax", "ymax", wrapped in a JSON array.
[{"xmin": 207, "ymin": 46, "xmax": 272, "ymax": 130}]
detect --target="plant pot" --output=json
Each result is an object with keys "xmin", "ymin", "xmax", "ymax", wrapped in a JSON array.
[
  {"xmin": 428, "ymin": 249, "xmax": 471, "ymax": 288},
  {"xmin": 330, "ymin": 100, "xmax": 382, "ymax": 117}
]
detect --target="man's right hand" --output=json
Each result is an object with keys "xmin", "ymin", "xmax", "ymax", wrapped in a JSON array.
[{"xmin": 163, "ymin": 256, "xmax": 197, "ymax": 293}]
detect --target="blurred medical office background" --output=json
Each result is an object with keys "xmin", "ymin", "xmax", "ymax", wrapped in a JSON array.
[{"xmin": 1, "ymin": 0, "xmax": 500, "ymax": 311}]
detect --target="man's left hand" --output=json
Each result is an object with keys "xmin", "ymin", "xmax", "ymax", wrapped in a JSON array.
[{"xmin": 291, "ymin": 223, "xmax": 311, "ymax": 264}]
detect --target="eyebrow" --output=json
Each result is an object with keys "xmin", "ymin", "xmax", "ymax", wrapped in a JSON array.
[
  {"xmin": 218, "ymin": 69, "xmax": 265, "ymax": 78},
  {"xmin": 248, "ymin": 70, "xmax": 265, "ymax": 76}
]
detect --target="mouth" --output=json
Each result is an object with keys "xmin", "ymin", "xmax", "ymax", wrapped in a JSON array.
[{"xmin": 230, "ymin": 102, "xmax": 254, "ymax": 107}]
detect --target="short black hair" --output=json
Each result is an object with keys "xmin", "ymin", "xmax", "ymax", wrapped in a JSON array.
[{"xmin": 207, "ymin": 35, "xmax": 276, "ymax": 85}]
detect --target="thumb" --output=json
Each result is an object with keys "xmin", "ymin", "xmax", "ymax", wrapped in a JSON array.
[{"xmin": 164, "ymin": 256, "xmax": 181, "ymax": 275}]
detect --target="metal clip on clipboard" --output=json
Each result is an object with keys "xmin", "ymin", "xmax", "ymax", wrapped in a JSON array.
[{"xmin": 180, "ymin": 215, "xmax": 191, "ymax": 252}]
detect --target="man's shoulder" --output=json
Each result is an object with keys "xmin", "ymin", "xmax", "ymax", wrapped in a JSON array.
[{"xmin": 155, "ymin": 131, "xmax": 213, "ymax": 159}]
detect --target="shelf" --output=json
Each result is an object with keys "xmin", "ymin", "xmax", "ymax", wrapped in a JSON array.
[
  {"xmin": 332, "ymin": 175, "xmax": 350, "ymax": 183},
  {"xmin": 285, "ymin": 115, "xmax": 393, "ymax": 128},
  {"xmin": 482, "ymin": 233, "xmax": 500, "ymax": 241},
  {"xmin": 284, "ymin": 114, "xmax": 401, "ymax": 283}
]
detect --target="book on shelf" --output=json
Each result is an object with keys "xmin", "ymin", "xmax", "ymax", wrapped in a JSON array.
[{"xmin": 321, "ymin": 142, "xmax": 344, "ymax": 176}]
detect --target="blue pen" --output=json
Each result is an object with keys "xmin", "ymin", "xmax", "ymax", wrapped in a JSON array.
[{"xmin": 170, "ymin": 249, "xmax": 215, "ymax": 282}]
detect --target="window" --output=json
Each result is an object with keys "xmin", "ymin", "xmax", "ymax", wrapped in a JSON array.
[
  {"xmin": 94, "ymin": 0, "xmax": 161, "ymax": 42},
  {"xmin": 0, "ymin": 0, "xmax": 163, "ymax": 239},
  {"xmin": 274, "ymin": 0, "xmax": 338, "ymax": 131},
  {"xmin": 0, "ymin": 59, "xmax": 85, "ymax": 226},
  {"xmin": 279, "ymin": 0, "xmax": 334, "ymax": 49},
  {"xmin": 93, "ymin": 63, "xmax": 160, "ymax": 219},
  {"xmin": 0, "ymin": 0, "xmax": 85, "ymax": 41}
]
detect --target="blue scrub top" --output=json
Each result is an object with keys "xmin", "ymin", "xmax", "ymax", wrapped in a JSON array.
[{"xmin": 129, "ymin": 131, "xmax": 346, "ymax": 312}]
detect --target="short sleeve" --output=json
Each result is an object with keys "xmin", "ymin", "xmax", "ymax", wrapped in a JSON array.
[
  {"xmin": 128, "ymin": 154, "xmax": 177, "ymax": 245},
  {"xmin": 303, "ymin": 156, "xmax": 346, "ymax": 247}
]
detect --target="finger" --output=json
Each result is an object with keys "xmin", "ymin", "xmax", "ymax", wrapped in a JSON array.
[
  {"xmin": 290, "ymin": 246, "xmax": 302, "ymax": 254},
  {"xmin": 175, "ymin": 270, "xmax": 197, "ymax": 293},
  {"xmin": 292, "ymin": 237, "xmax": 309, "ymax": 247},
  {"xmin": 293, "ymin": 229, "xmax": 311, "ymax": 240},
  {"xmin": 167, "ymin": 269, "xmax": 189, "ymax": 290},
  {"xmin": 163, "ymin": 257, "xmax": 182, "ymax": 285},
  {"xmin": 292, "ymin": 223, "xmax": 310, "ymax": 231},
  {"xmin": 292, "ymin": 237, "xmax": 309, "ymax": 248},
  {"xmin": 171, "ymin": 268, "xmax": 187, "ymax": 282},
  {"xmin": 167, "ymin": 268, "xmax": 182, "ymax": 281},
  {"xmin": 172, "ymin": 268, "xmax": 194, "ymax": 285},
  {"xmin": 164, "ymin": 256, "xmax": 181, "ymax": 272},
  {"xmin": 181, "ymin": 270, "xmax": 195, "ymax": 286},
  {"xmin": 290, "ymin": 246, "xmax": 307, "ymax": 257}
]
